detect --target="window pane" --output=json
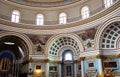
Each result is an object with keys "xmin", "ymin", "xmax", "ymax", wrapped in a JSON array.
[
  {"xmin": 104, "ymin": 0, "xmax": 113, "ymax": 8},
  {"xmin": 59, "ymin": 13, "xmax": 67, "ymax": 24},
  {"xmin": 81, "ymin": 6, "xmax": 89, "ymax": 19},
  {"xmin": 11, "ymin": 10, "xmax": 20, "ymax": 23},
  {"xmin": 65, "ymin": 53, "xmax": 72, "ymax": 60},
  {"xmin": 36, "ymin": 14, "xmax": 44, "ymax": 25}
]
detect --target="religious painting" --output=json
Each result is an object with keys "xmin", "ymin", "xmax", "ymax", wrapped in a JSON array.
[
  {"xmin": 104, "ymin": 61, "xmax": 118, "ymax": 69},
  {"xmin": 27, "ymin": 34, "xmax": 52, "ymax": 52},
  {"xmin": 88, "ymin": 61, "xmax": 95, "ymax": 68},
  {"xmin": 49, "ymin": 66, "xmax": 57, "ymax": 71},
  {"xmin": 0, "ymin": 57, "xmax": 11, "ymax": 70},
  {"xmin": 36, "ymin": 65, "xmax": 41, "ymax": 69},
  {"xmin": 78, "ymin": 28, "xmax": 96, "ymax": 41},
  {"xmin": 27, "ymin": 34, "xmax": 52, "ymax": 45},
  {"xmin": 66, "ymin": 65, "xmax": 72, "ymax": 76}
]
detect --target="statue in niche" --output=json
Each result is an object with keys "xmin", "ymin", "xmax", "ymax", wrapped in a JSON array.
[
  {"xmin": 87, "ymin": 41, "xmax": 92, "ymax": 48},
  {"xmin": 37, "ymin": 44, "xmax": 42, "ymax": 52}
]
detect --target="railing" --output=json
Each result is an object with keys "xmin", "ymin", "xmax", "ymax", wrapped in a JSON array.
[{"xmin": 0, "ymin": 0, "xmax": 119, "ymax": 26}]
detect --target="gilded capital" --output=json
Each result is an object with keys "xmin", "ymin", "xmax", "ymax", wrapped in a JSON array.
[
  {"xmin": 116, "ymin": 54, "xmax": 120, "ymax": 58},
  {"xmin": 80, "ymin": 57, "xmax": 85, "ymax": 61},
  {"xmin": 96, "ymin": 54, "xmax": 104, "ymax": 59}
]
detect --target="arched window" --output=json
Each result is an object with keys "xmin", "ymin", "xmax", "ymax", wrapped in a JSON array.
[
  {"xmin": 65, "ymin": 53, "xmax": 72, "ymax": 61},
  {"xmin": 36, "ymin": 14, "xmax": 44, "ymax": 25},
  {"xmin": 59, "ymin": 12, "xmax": 67, "ymax": 24},
  {"xmin": 104, "ymin": 0, "xmax": 113, "ymax": 8},
  {"xmin": 81, "ymin": 6, "xmax": 89, "ymax": 19},
  {"xmin": 11, "ymin": 10, "xmax": 20, "ymax": 23}
]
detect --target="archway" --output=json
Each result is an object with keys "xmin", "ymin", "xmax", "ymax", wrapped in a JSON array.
[
  {"xmin": 0, "ymin": 31, "xmax": 33, "ymax": 77},
  {"xmin": 95, "ymin": 17, "xmax": 120, "ymax": 49},
  {"xmin": 46, "ymin": 33, "xmax": 84, "ymax": 77},
  {"xmin": 61, "ymin": 49, "xmax": 74, "ymax": 77}
]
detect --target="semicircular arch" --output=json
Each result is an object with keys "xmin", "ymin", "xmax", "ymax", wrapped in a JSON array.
[
  {"xmin": 95, "ymin": 17, "xmax": 120, "ymax": 49},
  {"xmin": 0, "ymin": 31, "xmax": 33, "ymax": 55},
  {"xmin": 45, "ymin": 33, "xmax": 84, "ymax": 57}
]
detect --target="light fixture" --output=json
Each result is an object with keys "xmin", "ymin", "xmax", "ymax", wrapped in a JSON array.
[{"xmin": 4, "ymin": 42, "xmax": 15, "ymax": 45}]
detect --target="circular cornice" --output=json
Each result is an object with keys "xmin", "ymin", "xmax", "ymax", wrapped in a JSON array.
[
  {"xmin": 0, "ymin": 0, "xmax": 120, "ymax": 35},
  {"xmin": 2, "ymin": 0, "xmax": 84, "ymax": 10}
]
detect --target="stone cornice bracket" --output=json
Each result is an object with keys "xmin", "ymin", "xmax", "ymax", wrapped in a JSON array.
[
  {"xmin": 80, "ymin": 57, "xmax": 85, "ymax": 61},
  {"xmin": 116, "ymin": 54, "xmax": 120, "ymax": 58},
  {"xmin": 96, "ymin": 54, "xmax": 105, "ymax": 59}
]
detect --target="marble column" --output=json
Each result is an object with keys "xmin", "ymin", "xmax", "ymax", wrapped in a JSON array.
[
  {"xmin": 28, "ymin": 58, "xmax": 33, "ymax": 77},
  {"xmin": 58, "ymin": 61, "xmax": 62, "ymax": 77},
  {"xmin": 96, "ymin": 55, "xmax": 103, "ymax": 76},
  {"xmin": 45, "ymin": 59, "xmax": 49, "ymax": 77},
  {"xmin": 74, "ymin": 60, "xmax": 78, "ymax": 77},
  {"xmin": 80, "ymin": 57, "xmax": 85, "ymax": 77}
]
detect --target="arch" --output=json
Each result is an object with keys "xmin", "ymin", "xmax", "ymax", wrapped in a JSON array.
[
  {"xmin": 0, "ymin": 31, "xmax": 33, "ymax": 55},
  {"xmin": 0, "ymin": 51, "xmax": 15, "ymax": 61},
  {"xmin": 58, "ymin": 46, "xmax": 76, "ymax": 57},
  {"xmin": 94, "ymin": 17, "xmax": 120, "ymax": 49},
  {"xmin": 116, "ymin": 37, "xmax": 120, "ymax": 49},
  {"xmin": 45, "ymin": 33, "xmax": 84, "ymax": 57}
]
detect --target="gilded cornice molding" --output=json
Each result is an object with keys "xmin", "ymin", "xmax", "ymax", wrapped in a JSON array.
[
  {"xmin": 29, "ymin": 58, "xmax": 49, "ymax": 63},
  {"xmin": 96, "ymin": 54, "xmax": 105, "ymax": 59}
]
